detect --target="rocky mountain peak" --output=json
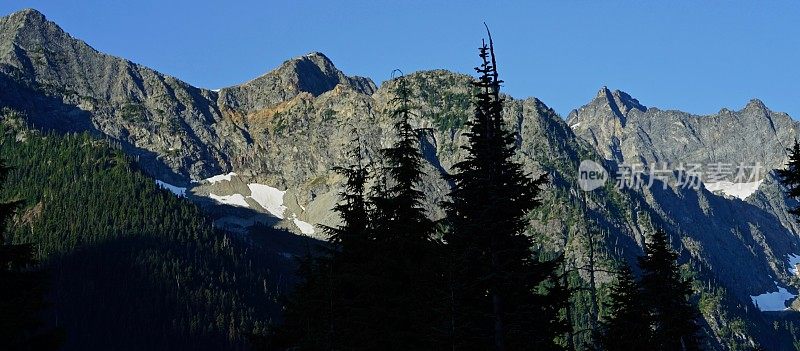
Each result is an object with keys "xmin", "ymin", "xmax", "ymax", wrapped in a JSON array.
[
  {"xmin": 0, "ymin": 8, "xmax": 63, "ymax": 55},
  {"xmin": 217, "ymin": 52, "xmax": 376, "ymax": 113},
  {"xmin": 568, "ymin": 87, "xmax": 645, "ymax": 129},
  {"xmin": 7, "ymin": 8, "xmax": 47, "ymax": 26},
  {"xmin": 564, "ymin": 87, "xmax": 648, "ymax": 162},
  {"xmin": 1, "ymin": 8, "xmax": 67, "ymax": 41},
  {"xmin": 598, "ymin": 86, "xmax": 647, "ymax": 118},
  {"xmin": 595, "ymin": 85, "xmax": 611, "ymax": 98},
  {"xmin": 743, "ymin": 98, "xmax": 768, "ymax": 114}
]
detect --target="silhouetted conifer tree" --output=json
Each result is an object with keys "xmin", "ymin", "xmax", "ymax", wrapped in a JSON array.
[
  {"xmin": 595, "ymin": 266, "xmax": 651, "ymax": 351},
  {"xmin": 274, "ymin": 134, "xmax": 371, "ymax": 350},
  {"xmin": 637, "ymin": 230, "xmax": 701, "ymax": 350},
  {"xmin": 777, "ymin": 140, "xmax": 800, "ymax": 217},
  {"xmin": 443, "ymin": 31, "xmax": 566, "ymax": 351},
  {"xmin": 365, "ymin": 75, "xmax": 443, "ymax": 349},
  {"xmin": 276, "ymin": 76, "xmax": 444, "ymax": 349},
  {"xmin": 0, "ymin": 160, "xmax": 63, "ymax": 350}
]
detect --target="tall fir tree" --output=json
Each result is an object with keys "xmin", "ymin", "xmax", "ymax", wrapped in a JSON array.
[
  {"xmin": 595, "ymin": 266, "xmax": 652, "ymax": 351},
  {"xmin": 443, "ymin": 32, "xmax": 566, "ymax": 350},
  {"xmin": 365, "ymin": 75, "xmax": 443, "ymax": 349},
  {"xmin": 637, "ymin": 230, "xmax": 701, "ymax": 351},
  {"xmin": 0, "ymin": 159, "xmax": 62, "ymax": 350},
  {"xmin": 276, "ymin": 76, "xmax": 444, "ymax": 349},
  {"xmin": 777, "ymin": 140, "xmax": 800, "ymax": 217},
  {"xmin": 274, "ymin": 134, "xmax": 372, "ymax": 350}
]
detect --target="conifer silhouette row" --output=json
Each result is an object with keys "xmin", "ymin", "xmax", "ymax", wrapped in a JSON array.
[
  {"xmin": 597, "ymin": 230, "xmax": 702, "ymax": 351},
  {"xmin": 275, "ymin": 34, "xmax": 567, "ymax": 350},
  {"xmin": 275, "ymin": 76, "xmax": 444, "ymax": 350}
]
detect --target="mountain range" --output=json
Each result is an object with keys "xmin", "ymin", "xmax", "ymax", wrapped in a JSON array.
[{"xmin": 2, "ymin": 8, "xmax": 800, "ymax": 350}]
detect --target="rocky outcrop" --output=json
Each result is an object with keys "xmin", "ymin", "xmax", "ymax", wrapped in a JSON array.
[
  {"xmin": 566, "ymin": 87, "xmax": 646, "ymax": 162},
  {"xmin": 217, "ymin": 52, "xmax": 375, "ymax": 113},
  {"xmin": 568, "ymin": 88, "xmax": 797, "ymax": 170},
  {"xmin": 0, "ymin": 9, "xmax": 235, "ymax": 181}
]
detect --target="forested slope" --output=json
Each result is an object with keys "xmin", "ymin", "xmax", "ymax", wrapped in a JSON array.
[{"xmin": 0, "ymin": 115, "xmax": 299, "ymax": 350}]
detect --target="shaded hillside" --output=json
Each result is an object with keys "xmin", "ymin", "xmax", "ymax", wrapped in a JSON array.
[{"xmin": 0, "ymin": 115, "xmax": 308, "ymax": 350}]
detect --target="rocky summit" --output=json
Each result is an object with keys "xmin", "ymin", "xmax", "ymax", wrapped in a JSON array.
[{"xmin": 2, "ymin": 8, "xmax": 800, "ymax": 350}]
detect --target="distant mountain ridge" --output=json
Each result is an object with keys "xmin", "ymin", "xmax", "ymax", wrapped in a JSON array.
[
  {"xmin": 4, "ymin": 8, "xmax": 800, "ymax": 350},
  {"xmin": 568, "ymin": 86, "xmax": 797, "ymax": 171},
  {"xmin": 0, "ymin": 9, "xmax": 378, "ymax": 185}
]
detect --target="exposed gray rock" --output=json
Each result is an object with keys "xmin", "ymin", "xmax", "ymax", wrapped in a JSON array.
[
  {"xmin": 568, "ymin": 87, "xmax": 796, "ymax": 170},
  {"xmin": 217, "ymin": 52, "xmax": 376, "ymax": 113}
]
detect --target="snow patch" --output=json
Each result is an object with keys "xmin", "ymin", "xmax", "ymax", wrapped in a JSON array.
[
  {"xmin": 156, "ymin": 180, "xmax": 186, "ymax": 197},
  {"xmin": 204, "ymin": 180, "xmax": 314, "ymax": 233},
  {"xmin": 247, "ymin": 184, "xmax": 287, "ymax": 219},
  {"xmin": 203, "ymin": 172, "xmax": 237, "ymax": 184},
  {"xmin": 788, "ymin": 254, "xmax": 800, "ymax": 276},
  {"xmin": 750, "ymin": 282, "xmax": 796, "ymax": 311},
  {"xmin": 570, "ymin": 122, "xmax": 581, "ymax": 129},
  {"xmin": 704, "ymin": 180, "xmax": 763, "ymax": 200},
  {"xmin": 209, "ymin": 193, "xmax": 250, "ymax": 208},
  {"xmin": 292, "ymin": 214, "xmax": 315, "ymax": 235}
]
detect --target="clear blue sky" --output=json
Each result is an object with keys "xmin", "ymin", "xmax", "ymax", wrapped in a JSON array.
[{"xmin": 2, "ymin": 1, "xmax": 799, "ymax": 118}]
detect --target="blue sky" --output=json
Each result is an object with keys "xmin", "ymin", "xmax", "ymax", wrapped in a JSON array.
[{"xmin": 2, "ymin": 1, "xmax": 799, "ymax": 118}]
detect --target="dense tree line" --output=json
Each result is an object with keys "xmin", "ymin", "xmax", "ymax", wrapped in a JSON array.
[
  {"xmin": 596, "ymin": 230, "xmax": 701, "ymax": 350},
  {"xmin": 0, "ymin": 122, "xmax": 294, "ymax": 350}
]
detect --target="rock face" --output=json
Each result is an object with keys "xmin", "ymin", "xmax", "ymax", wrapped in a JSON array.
[
  {"xmin": 3, "ymin": 8, "xmax": 800, "ymax": 349},
  {"xmin": 218, "ymin": 52, "xmax": 376, "ymax": 113},
  {"xmin": 566, "ymin": 86, "xmax": 646, "ymax": 161},
  {"xmin": 0, "ymin": 10, "xmax": 374, "ymax": 185},
  {"xmin": 0, "ymin": 9, "xmax": 234, "ymax": 181},
  {"xmin": 568, "ymin": 87, "xmax": 797, "ymax": 170}
]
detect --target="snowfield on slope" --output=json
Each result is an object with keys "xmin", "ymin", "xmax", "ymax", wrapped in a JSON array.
[
  {"xmin": 704, "ymin": 180, "xmax": 763, "ymax": 200},
  {"xmin": 156, "ymin": 180, "xmax": 186, "ymax": 197},
  {"xmin": 203, "ymin": 172, "xmax": 238, "ymax": 184},
  {"xmin": 195, "ymin": 173, "xmax": 316, "ymax": 234},
  {"xmin": 750, "ymin": 282, "xmax": 796, "ymax": 311},
  {"xmin": 292, "ymin": 214, "xmax": 315, "ymax": 235},
  {"xmin": 247, "ymin": 183, "xmax": 288, "ymax": 219},
  {"xmin": 788, "ymin": 254, "xmax": 800, "ymax": 276},
  {"xmin": 209, "ymin": 193, "xmax": 250, "ymax": 208}
]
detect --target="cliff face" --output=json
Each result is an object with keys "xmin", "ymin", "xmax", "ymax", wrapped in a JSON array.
[
  {"xmin": 3, "ymin": 8, "xmax": 800, "ymax": 349},
  {"xmin": 567, "ymin": 87, "xmax": 797, "ymax": 170}
]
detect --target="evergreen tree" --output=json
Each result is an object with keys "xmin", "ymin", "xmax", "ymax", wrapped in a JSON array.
[
  {"xmin": 365, "ymin": 75, "xmax": 443, "ymax": 349},
  {"xmin": 0, "ymin": 159, "xmax": 62, "ymax": 351},
  {"xmin": 637, "ymin": 230, "xmax": 701, "ymax": 350},
  {"xmin": 595, "ymin": 266, "xmax": 651, "ymax": 351},
  {"xmin": 277, "ymin": 76, "xmax": 443, "ymax": 349},
  {"xmin": 373, "ymin": 74, "xmax": 436, "ymax": 244},
  {"xmin": 777, "ymin": 140, "xmax": 800, "ymax": 217},
  {"xmin": 274, "ymin": 134, "xmax": 371, "ymax": 350},
  {"xmin": 443, "ymin": 32, "xmax": 566, "ymax": 350},
  {"xmin": 327, "ymin": 135, "xmax": 371, "ymax": 251}
]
